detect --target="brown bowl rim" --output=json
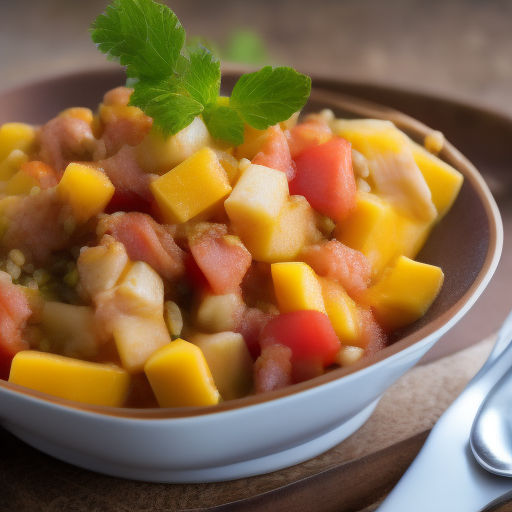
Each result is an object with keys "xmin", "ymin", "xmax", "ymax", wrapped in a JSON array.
[{"xmin": 0, "ymin": 68, "xmax": 503, "ymax": 419}]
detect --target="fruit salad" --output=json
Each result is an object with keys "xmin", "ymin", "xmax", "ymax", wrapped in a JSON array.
[{"xmin": 0, "ymin": 92, "xmax": 463, "ymax": 408}]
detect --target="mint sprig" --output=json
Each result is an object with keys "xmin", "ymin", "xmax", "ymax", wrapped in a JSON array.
[{"xmin": 90, "ymin": 0, "xmax": 311, "ymax": 145}]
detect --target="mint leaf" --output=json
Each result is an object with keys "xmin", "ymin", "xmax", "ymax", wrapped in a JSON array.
[
  {"xmin": 202, "ymin": 104, "xmax": 244, "ymax": 146},
  {"xmin": 91, "ymin": 0, "xmax": 185, "ymax": 80},
  {"xmin": 230, "ymin": 66, "xmax": 311, "ymax": 130},
  {"xmin": 182, "ymin": 45, "xmax": 221, "ymax": 107},
  {"xmin": 130, "ymin": 78, "xmax": 203, "ymax": 136}
]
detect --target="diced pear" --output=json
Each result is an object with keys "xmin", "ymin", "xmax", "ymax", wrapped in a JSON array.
[
  {"xmin": 150, "ymin": 147, "xmax": 232, "ymax": 224},
  {"xmin": 115, "ymin": 261, "xmax": 164, "ymax": 315},
  {"xmin": 225, "ymin": 163, "xmax": 289, "ymax": 227},
  {"xmin": 271, "ymin": 261, "xmax": 326, "ymax": 314},
  {"xmin": 164, "ymin": 301, "xmax": 183, "ymax": 338},
  {"xmin": 77, "ymin": 237, "xmax": 129, "ymax": 298},
  {"xmin": 363, "ymin": 255, "xmax": 444, "ymax": 332},
  {"xmin": 112, "ymin": 314, "xmax": 172, "ymax": 374},
  {"xmin": 136, "ymin": 118, "xmax": 215, "ymax": 175},
  {"xmin": 0, "ymin": 149, "xmax": 29, "ymax": 181},
  {"xmin": 57, "ymin": 163, "xmax": 115, "ymax": 223},
  {"xmin": 41, "ymin": 302, "xmax": 98, "ymax": 358},
  {"xmin": 196, "ymin": 292, "xmax": 245, "ymax": 333},
  {"xmin": 0, "ymin": 123, "xmax": 36, "ymax": 163},
  {"xmin": 144, "ymin": 338, "xmax": 220, "ymax": 407},
  {"xmin": 9, "ymin": 351, "xmax": 130, "ymax": 407},
  {"xmin": 191, "ymin": 332, "xmax": 253, "ymax": 400}
]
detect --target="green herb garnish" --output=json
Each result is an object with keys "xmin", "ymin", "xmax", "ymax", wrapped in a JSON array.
[{"xmin": 90, "ymin": 0, "xmax": 311, "ymax": 145}]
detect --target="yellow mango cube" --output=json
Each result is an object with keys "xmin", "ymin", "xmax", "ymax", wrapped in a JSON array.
[
  {"xmin": 336, "ymin": 191, "xmax": 431, "ymax": 276},
  {"xmin": 112, "ymin": 314, "xmax": 172, "ymax": 374},
  {"xmin": 410, "ymin": 141, "xmax": 464, "ymax": 220},
  {"xmin": 4, "ymin": 169, "xmax": 39, "ymax": 195},
  {"xmin": 363, "ymin": 255, "xmax": 444, "ymax": 331},
  {"xmin": 144, "ymin": 338, "xmax": 220, "ymax": 408},
  {"xmin": 150, "ymin": 147, "xmax": 232, "ymax": 224},
  {"xmin": 0, "ymin": 149, "xmax": 29, "ymax": 181},
  {"xmin": 0, "ymin": 123, "xmax": 36, "ymax": 163},
  {"xmin": 57, "ymin": 163, "xmax": 115, "ymax": 223},
  {"xmin": 271, "ymin": 261, "xmax": 326, "ymax": 314},
  {"xmin": 320, "ymin": 278, "xmax": 361, "ymax": 344},
  {"xmin": 9, "ymin": 351, "xmax": 130, "ymax": 407},
  {"xmin": 191, "ymin": 332, "xmax": 253, "ymax": 401}
]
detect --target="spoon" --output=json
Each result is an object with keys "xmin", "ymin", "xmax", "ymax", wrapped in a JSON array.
[
  {"xmin": 377, "ymin": 310, "xmax": 512, "ymax": 512},
  {"xmin": 471, "ymin": 362, "xmax": 512, "ymax": 476}
]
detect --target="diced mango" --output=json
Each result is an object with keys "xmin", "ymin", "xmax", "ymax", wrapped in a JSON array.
[
  {"xmin": 150, "ymin": 147, "xmax": 232, "ymax": 224},
  {"xmin": 191, "ymin": 332, "xmax": 253, "ymax": 400},
  {"xmin": 136, "ymin": 118, "xmax": 215, "ymax": 174},
  {"xmin": 0, "ymin": 123, "xmax": 36, "ymax": 163},
  {"xmin": 336, "ymin": 191, "xmax": 431, "ymax": 276},
  {"xmin": 4, "ymin": 169, "xmax": 39, "ymax": 195},
  {"xmin": 9, "ymin": 351, "xmax": 130, "ymax": 407},
  {"xmin": 57, "ymin": 163, "xmax": 115, "ymax": 223},
  {"xmin": 77, "ymin": 237, "xmax": 129, "ymax": 298},
  {"xmin": 144, "ymin": 338, "xmax": 220, "ymax": 408},
  {"xmin": 0, "ymin": 149, "xmax": 29, "ymax": 181},
  {"xmin": 362, "ymin": 255, "xmax": 444, "ymax": 331},
  {"xmin": 271, "ymin": 261, "xmax": 326, "ymax": 314},
  {"xmin": 112, "ymin": 314, "xmax": 172, "ymax": 374},
  {"xmin": 410, "ymin": 141, "xmax": 464, "ymax": 220},
  {"xmin": 320, "ymin": 277, "xmax": 361, "ymax": 344},
  {"xmin": 115, "ymin": 261, "xmax": 164, "ymax": 316}
]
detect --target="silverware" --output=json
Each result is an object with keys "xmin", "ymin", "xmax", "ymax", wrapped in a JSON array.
[{"xmin": 377, "ymin": 310, "xmax": 512, "ymax": 512}]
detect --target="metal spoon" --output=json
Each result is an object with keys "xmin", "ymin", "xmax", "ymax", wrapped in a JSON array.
[{"xmin": 471, "ymin": 355, "xmax": 512, "ymax": 476}]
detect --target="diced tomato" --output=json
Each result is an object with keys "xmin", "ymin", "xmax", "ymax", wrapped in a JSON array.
[
  {"xmin": 101, "ymin": 212, "xmax": 185, "ymax": 282},
  {"xmin": 252, "ymin": 126, "xmax": 295, "ymax": 180},
  {"xmin": 289, "ymin": 137, "xmax": 357, "ymax": 222},
  {"xmin": 20, "ymin": 161, "xmax": 59, "ymax": 189},
  {"xmin": 0, "ymin": 277, "xmax": 31, "ymax": 380},
  {"xmin": 189, "ymin": 225, "xmax": 252, "ymax": 295},
  {"xmin": 287, "ymin": 120, "xmax": 332, "ymax": 158},
  {"xmin": 301, "ymin": 240, "xmax": 371, "ymax": 299},
  {"xmin": 360, "ymin": 309, "xmax": 387, "ymax": 357},
  {"xmin": 254, "ymin": 344, "xmax": 292, "ymax": 394},
  {"xmin": 259, "ymin": 310, "xmax": 341, "ymax": 382}
]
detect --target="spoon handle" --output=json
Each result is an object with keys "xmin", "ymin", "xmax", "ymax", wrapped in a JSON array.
[{"xmin": 377, "ymin": 311, "xmax": 512, "ymax": 512}]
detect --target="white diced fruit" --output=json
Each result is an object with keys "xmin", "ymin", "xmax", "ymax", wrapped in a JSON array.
[
  {"xmin": 41, "ymin": 302, "xmax": 98, "ymax": 358},
  {"xmin": 77, "ymin": 237, "xmax": 129, "ymax": 298},
  {"xmin": 112, "ymin": 315, "xmax": 172, "ymax": 374},
  {"xmin": 136, "ymin": 117, "xmax": 215, "ymax": 174},
  {"xmin": 224, "ymin": 164, "xmax": 289, "ymax": 226},
  {"xmin": 195, "ymin": 293, "xmax": 245, "ymax": 333},
  {"xmin": 191, "ymin": 332, "xmax": 254, "ymax": 400},
  {"xmin": 115, "ymin": 261, "xmax": 164, "ymax": 315}
]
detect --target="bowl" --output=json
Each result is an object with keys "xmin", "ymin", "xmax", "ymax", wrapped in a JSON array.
[{"xmin": 0, "ymin": 68, "xmax": 502, "ymax": 482}]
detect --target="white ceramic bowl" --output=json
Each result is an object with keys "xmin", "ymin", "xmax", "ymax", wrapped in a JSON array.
[{"xmin": 0, "ymin": 70, "xmax": 503, "ymax": 482}]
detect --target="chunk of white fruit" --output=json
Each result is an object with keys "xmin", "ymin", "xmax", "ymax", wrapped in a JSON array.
[
  {"xmin": 196, "ymin": 293, "xmax": 245, "ymax": 333},
  {"xmin": 335, "ymin": 346, "xmax": 364, "ymax": 367},
  {"xmin": 41, "ymin": 302, "xmax": 98, "ymax": 358},
  {"xmin": 112, "ymin": 314, "xmax": 172, "ymax": 374},
  {"xmin": 136, "ymin": 117, "xmax": 215, "ymax": 174},
  {"xmin": 77, "ymin": 236, "xmax": 129, "ymax": 298},
  {"xmin": 115, "ymin": 261, "xmax": 164, "ymax": 316},
  {"xmin": 190, "ymin": 332, "xmax": 254, "ymax": 400}
]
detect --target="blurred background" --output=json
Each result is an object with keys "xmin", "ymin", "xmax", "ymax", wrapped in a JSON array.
[{"xmin": 2, "ymin": 0, "xmax": 512, "ymax": 115}]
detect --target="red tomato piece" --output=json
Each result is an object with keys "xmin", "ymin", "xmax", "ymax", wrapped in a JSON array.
[
  {"xmin": 0, "ymin": 279, "xmax": 31, "ymax": 380},
  {"xmin": 189, "ymin": 226, "xmax": 252, "ymax": 295},
  {"xmin": 289, "ymin": 137, "xmax": 357, "ymax": 222},
  {"xmin": 260, "ymin": 310, "xmax": 341, "ymax": 372},
  {"xmin": 251, "ymin": 126, "xmax": 295, "ymax": 180},
  {"xmin": 287, "ymin": 120, "xmax": 332, "ymax": 158}
]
